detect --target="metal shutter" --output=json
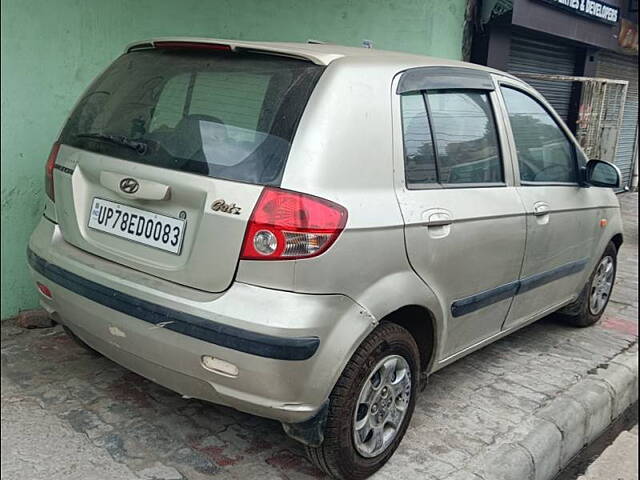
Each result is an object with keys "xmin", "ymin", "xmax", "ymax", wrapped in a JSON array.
[
  {"xmin": 597, "ymin": 52, "xmax": 638, "ymax": 188},
  {"xmin": 508, "ymin": 33, "xmax": 578, "ymax": 121}
]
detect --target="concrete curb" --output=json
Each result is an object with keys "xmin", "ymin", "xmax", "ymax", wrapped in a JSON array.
[{"xmin": 464, "ymin": 344, "xmax": 638, "ymax": 480}]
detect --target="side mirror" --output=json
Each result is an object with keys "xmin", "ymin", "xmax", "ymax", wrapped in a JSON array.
[{"xmin": 585, "ymin": 159, "xmax": 621, "ymax": 189}]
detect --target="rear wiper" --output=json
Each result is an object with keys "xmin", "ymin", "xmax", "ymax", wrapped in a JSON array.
[{"xmin": 76, "ymin": 132, "xmax": 148, "ymax": 155}]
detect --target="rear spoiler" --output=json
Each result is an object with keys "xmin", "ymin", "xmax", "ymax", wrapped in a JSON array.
[{"xmin": 125, "ymin": 38, "xmax": 334, "ymax": 65}]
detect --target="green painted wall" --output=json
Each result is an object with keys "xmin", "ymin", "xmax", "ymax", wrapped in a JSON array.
[{"xmin": 0, "ymin": 0, "xmax": 467, "ymax": 319}]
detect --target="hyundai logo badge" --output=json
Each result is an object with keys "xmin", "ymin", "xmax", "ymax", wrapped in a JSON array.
[{"xmin": 119, "ymin": 178, "xmax": 139, "ymax": 194}]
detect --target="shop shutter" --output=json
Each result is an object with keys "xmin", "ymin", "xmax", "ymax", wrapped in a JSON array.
[
  {"xmin": 597, "ymin": 51, "xmax": 638, "ymax": 188},
  {"xmin": 508, "ymin": 32, "xmax": 578, "ymax": 121}
]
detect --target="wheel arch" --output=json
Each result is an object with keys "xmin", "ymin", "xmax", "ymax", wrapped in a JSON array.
[
  {"xmin": 380, "ymin": 304, "xmax": 437, "ymax": 373},
  {"xmin": 352, "ymin": 270, "xmax": 445, "ymax": 374},
  {"xmin": 611, "ymin": 233, "xmax": 624, "ymax": 251}
]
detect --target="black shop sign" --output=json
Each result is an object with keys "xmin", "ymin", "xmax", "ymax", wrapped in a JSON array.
[{"xmin": 536, "ymin": 0, "xmax": 620, "ymax": 24}]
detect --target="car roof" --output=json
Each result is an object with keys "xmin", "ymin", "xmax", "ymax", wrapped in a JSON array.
[{"xmin": 126, "ymin": 37, "xmax": 517, "ymax": 79}]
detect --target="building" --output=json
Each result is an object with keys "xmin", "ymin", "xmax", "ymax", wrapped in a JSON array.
[
  {"xmin": 472, "ymin": 0, "xmax": 639, "ymax": 189},
  {"xmin": 0, "ymin": 0, "xmax": 470, "ymax": 319}
]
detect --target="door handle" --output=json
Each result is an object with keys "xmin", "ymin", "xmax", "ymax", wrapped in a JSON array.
[
  {"xmin": 426, "ymin": 212, "xmax": 453, "ymax": 227},
  {"xmin": 533, "ymin": 203, "xmax": 550, "ymax": 216}
]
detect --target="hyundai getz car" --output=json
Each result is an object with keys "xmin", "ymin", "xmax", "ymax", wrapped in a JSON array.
[{"xmin": 28, "ymin": 38, "xmax": 624, "ymax": 479}]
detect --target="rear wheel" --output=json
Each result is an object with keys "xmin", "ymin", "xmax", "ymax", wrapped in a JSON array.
[
  {"xmin": 305, "ymin": 323, "xmax": 420, "ymax": 479},
  {"xmin": 560, "ymin": 242, "xmax": 617, "ymax": 327}
]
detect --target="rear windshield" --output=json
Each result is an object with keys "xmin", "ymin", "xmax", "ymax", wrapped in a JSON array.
[{"xmin": 59, "ymin": 47, "xmax": 324, "ymax": 185}]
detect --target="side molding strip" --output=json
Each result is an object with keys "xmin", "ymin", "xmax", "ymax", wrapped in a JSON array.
[
  {"xmin": 451, "ymin": 281, "xmax": 520, "ymax": 318},
  {"xmin": 27, "ymin": 249, "xmax": 320, "ymax": 361},
  {"xmin": 518, "ymin": 258, "xmax": 588, "ymax": 294},
  {"xmin": 451, "ymin": 258, "xmax": 589, "ymax": 318}
]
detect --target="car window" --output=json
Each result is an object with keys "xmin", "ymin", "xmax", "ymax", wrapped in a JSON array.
[
  {"xmin": 426, "ymin": 91, "xmax": 502, "ymax": 184},
  {"xmin": 148, "ymin": 73, "xmax": 190, "ymax": 131},
  {"xmin": 501, "ymin": 86, "xmax": 578, "ymax": 183},
  {"xmin": 400, "ymin": 94, "xmax": 438, "ymax": 185},
  {"xmin": 59, "ymin": 49, "xmax": 324, "ymax": 186},
  {"xmin": 400, "ymin": 90, "xmax": 503, "ymax": 187},
  {"xmin": 188, "ymin": 72, "xmax": 270, "ymax": 141}
]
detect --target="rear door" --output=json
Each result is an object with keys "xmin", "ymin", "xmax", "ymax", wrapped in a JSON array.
[
  {"xmin": 52, "ymin": 45, "xmax": 323, "ymax": 292},
  {"xmin": 393, "ymin": 68, "xmax": 527, "ymax": 359},
  {"xmin": 496, "ymin": 80, "xmax": 603, "ymax": 328}
]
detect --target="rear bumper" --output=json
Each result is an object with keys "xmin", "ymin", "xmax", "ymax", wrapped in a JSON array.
[
  {"xmin": 28, "ymin": 250, "xmax": 320, "ymax": 361},
  {"xmin": 28, "ymin": 217, "xmax": 374, "ymax": 424}
]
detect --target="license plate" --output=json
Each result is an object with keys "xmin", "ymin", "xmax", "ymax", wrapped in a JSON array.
[{"xmin": 88, "ymin": 198, "xmax": 186, "ymax": 254}]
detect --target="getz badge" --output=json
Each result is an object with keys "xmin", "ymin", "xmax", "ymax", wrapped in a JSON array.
[{"xmin": 211, "ymin": 199, "xmax": 242, "ymax": 215}]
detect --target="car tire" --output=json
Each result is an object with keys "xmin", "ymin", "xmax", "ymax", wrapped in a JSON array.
[
  {"xmin": 559, "ymin": 241, "xmax": 618, "ymax": 327},
  {"xmin": 63, "ymin": 325, "xmax": 102, "ymax": 356},
  {"xmin": 305, "ymin": 322, "xmax": 420, "ymax": 480}
]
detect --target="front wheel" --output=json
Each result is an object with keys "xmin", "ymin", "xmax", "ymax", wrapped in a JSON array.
[
  {"xmin": 559, "ymin": 241, "xmax": 617, "ymax": 327},
  {"xmin": 305, "ymin": 323, "xmax": 420, "ymax": 479}
]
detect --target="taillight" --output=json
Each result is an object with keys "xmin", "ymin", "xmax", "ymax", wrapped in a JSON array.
[
  {"xmin": 240, "ymin": 188, "xmax": 348, "ymax": 260},
  {"xmin": 37, "ymin": 282, "xmax": 52, "ymax": 299},
  {"xmin": 45, "ymin": 143, "xmax": 61, "ymax": 201}
]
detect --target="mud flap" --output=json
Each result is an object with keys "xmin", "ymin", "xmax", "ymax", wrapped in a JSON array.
[{"xmin": 281, "ymin": 400, "xmax": 330, "ymax": 447}]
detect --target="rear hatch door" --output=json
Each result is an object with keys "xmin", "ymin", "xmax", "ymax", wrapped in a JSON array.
[{"xmin": 52, "ymin": 43, "xmax": 323, "ymax": 292}]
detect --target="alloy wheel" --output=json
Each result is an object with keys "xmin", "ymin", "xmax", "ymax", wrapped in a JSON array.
[
  {"xmin": 589, "ymin": 255, "xmax": 615, "ymax": 315},
  {"xmin": 353, "ymin": 355, "xmax": 412, "ymax": 458}
]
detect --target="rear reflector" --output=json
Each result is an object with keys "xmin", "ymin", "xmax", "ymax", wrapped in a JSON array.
[
  {"xmin": 240, "ymin": 188, "xmax": 347, "ymax": 260},
  {"xmin": 201, "ymin": 355, "xmax": 239, "ymax": 377},
  {"xmin": 154, "ymin": 41, "xmax": 232, "ymax": 51},
  {"xmin": 37, "ymin": 282, "xmax": 52, "ymax": 299},
  {"xmin": 45, "ymin": 142, "xmax": 61, "ymax": 201}
]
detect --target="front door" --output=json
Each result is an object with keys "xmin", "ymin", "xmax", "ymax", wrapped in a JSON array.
[
  {"xmin": 496, "ymin": 81, "xmax": 603, "ymax": 329},
  {"xmin": 393, "ymin": 69, "xmax": 527, "ymax": 359}
]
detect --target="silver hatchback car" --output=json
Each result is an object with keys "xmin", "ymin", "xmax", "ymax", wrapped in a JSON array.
[{"xmin": 28, "ymin": 38, "xmax": 624, "ymax": 479}]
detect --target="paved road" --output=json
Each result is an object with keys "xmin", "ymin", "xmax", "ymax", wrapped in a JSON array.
[
  {"xmin": 1, "ymin": 193, "xmax": 637, "ymax": 480},
  {"xmin": 578, "ymin": 425, "xmax": 638, "ymax": 480}
]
